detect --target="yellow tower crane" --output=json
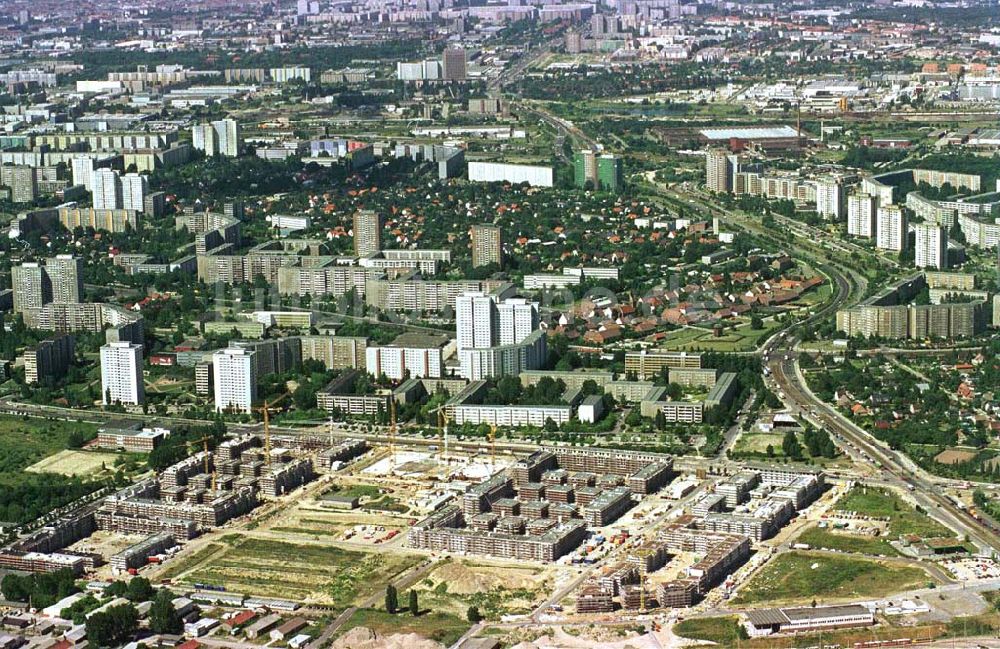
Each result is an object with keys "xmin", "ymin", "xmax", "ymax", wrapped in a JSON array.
[
  {"xmin": 488, "ymin": 424, "xmax": 497, "ymax": 472},
  {"xmin": 187, "ymin": 435, "xmax": 216, "ymax": 492},
  {"xmin": 389, "ymin": 398, "xmax": 397, "ymax": 474},
  {"xmin": 256, "ymin": 391, "xmax": 291, "ymax": 468}
]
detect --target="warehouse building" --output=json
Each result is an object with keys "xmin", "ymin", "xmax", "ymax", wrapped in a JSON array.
[{"xmin": 743, "ymin": 604, "xmax": 874, "ymax": 637}]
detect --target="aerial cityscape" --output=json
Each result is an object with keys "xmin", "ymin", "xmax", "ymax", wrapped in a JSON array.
[{"xmin": 0, "ymin": 0, "xmax": 998, "ymax": 647}]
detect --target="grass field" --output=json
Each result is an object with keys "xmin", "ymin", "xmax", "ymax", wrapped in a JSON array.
[
  {"xmin": 657, "ymin": 322, "xmax": 779, "ymax": 352},
  {"xmin": 182, "ymin": 536, "xmax": 420, "ymax": 606},
  {"xmin": 26, "ymin": 449, "xmax": 119, "ymax": 477},
  {"xmin": 154, "ymin": 543, "xmax": 226, "ymax": 582},
  {"xmin": 835, "ymin": 486, "xmax": 952, "ymax": 538},
  {"xmin": 0, "ymin": 415, "xmax": 99, "ymax": 473},
  {"xmin": 732, "ymin": 432, "xmax": 786, "ymax": 455},
  {"xmin": 796, "ymin": 525, "xmax": 899, "ymax": 557},
  {"xmin": 673, "ymin": 616, "xmax": 747, "ymax": 644},
  {"xmin": 732, "ymin": 551, "xmax": 932, "ymax": 606},
  {"xmin": 335, "ymin": 608, "xmax": 469, "ymax": 647}
]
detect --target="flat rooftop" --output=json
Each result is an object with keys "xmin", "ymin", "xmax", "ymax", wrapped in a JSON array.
[{"xmin": 700, "ymin": 125, "xmax": 800, "ymax": 140}]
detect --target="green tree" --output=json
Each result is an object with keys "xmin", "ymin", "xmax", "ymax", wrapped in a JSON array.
[
  {"xmin": 782, "ymin": 430, "xmax": 803, "ymax": 460},
  {"xmin": 86, "ymin": 603, "xmax": 138, "ymax": 647},
  {"xmin": 126, "ymin": 577, "xmax": 154, "ymax": 602},
  {"xmin": 385, "ymin": 584, "xmax": 398, "ymax": 614},
  {"xmin": 750, "ymin": 315, "xmax": 764, "ymax": 330},
  {"xmin": 149, "ymin": 590, "xmax": 183, "ymax": 635},
  {"xmin": 409, "ymin": 589, "xmax": 418, "ymax": 616},
  {"xmin": 466, "ymin": 605, "xmax": 482, "ymax": 623}
]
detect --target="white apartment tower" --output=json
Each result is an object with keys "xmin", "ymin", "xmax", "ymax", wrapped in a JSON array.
[
  {"xmin": 914, "ymin": 223, "xmax": 948, "ymax": 270},
  {"xmin": 815, "ymin": 178, "xmax": 846, "ymax": 220},
  {"xmin": 705, "ymin": 149, "xmax": 736, "ymax": 193},
  {"xmin": 847, "ymin": 192, "xmax": 877, "ymax": 238},
  {"xmin": 121, "ymin": 173, "xmax": 149, "ymax": 213},
  {"xmin": 100, "ymin": 342, "xmax": 145, "ymax": 405},
  {"xmin": 71, "ymin": 157, "xmax": 95, "ymax": 191},
  {"xmin": 192, "ymin": 123, "xmax": 218, "ymax": 156},
  {"xmin": 456, "ymin": 292, "xmax": 498, "ymax": 352},
  {"xmin": 497, "ymin": 298, "xmax": 539, "ymax": 345},
  {"xmin": 46, "ymin": 255, "xmax": 84, "ymax": 304},
  {"xmin": 876, "ymin": 204, "xmax": 907, "ymax": 253},
  {"xmin": 192, "ymin": 118, "xmax": 241, "ymax": 158},
  {"xmin": 213, "ymin": 347, "xmax": 257, "ymax": 413},
  {"xmin": 91, "ymin": 168, "xmax": 122, "ymax": 210}
]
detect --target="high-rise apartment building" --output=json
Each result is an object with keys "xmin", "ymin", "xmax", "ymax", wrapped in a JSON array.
[
  {"xmin": 192, "ymin": 123, "xmax": 218, "ymax": 156},
  {"xmin": 213, "ymin": 347, "xmax": 257, "ymax": 413},
  {"xmin": 914, "ymin": 223, "xmax": 947, "ymax": 270},
  {"xmin": 574, "ymin": 151, "xmax": 624, "ymax": 192},
  {"xmin": 456, "ymin": 291, "xmax": 544, "ymax": 380},
  {"xmin": 215, "ymin": 118, "xmax": 241, "ymax": 157},
  {"xmin": 876, "ymin": 204, "xmax": 907, "ymax": 253},
  {"xmin": 6, "ymin": 166, "xmax": 37, "ymax": 203},
  {"xmin": 192, "ymin": 118, "xmax": 241, "ymax": 157},
  {"xmin": 847, "ymin": 192, "xmax": 877, "ymax": 238},
  {"xmin": 23, "ymin": 335, "xmax": 75, "ymax": 385},
  {"xmin": 121, "ymin": 173, "xmax": 148, "ymax": 213},
  {"xmin": 100, "ymin": 342, "xmax": 145, "ymax": 405},
  {"xmin": 471, "ymin": 224, "xmax": 502, "ymax": 268},
  {"xmin": 574, "ymin": 150, "xmax": 597, "ymax": 188},
  {"xmin": 597, "ymin": 155, "xmax": 624, "ymax": 193},
  {"xmin": 353, "ymin": 210, "xmax": 383, "ymax": 257},
  {"xmin": 814, "ymin": 177, "xmax": 846, "ymax": 220},
  {"xmin": 92, "ymin": 168, "xmax": 123, "ymax": 210},
  {"xmin": 46, "ymin": 255, "xmax": 84, "ymax": 304},
  {"xmin": 497, "ymin": 298, "xmax": 539, "ymax": 345},
  {"xmin": 12, "ymin": 256, "xmax": 84, "ymax": 313},
  {"xmin": 456, "ymin": 292, "xmax": 498, "ymax": 352},
  {"xmin": 705, "ymin": 149, "xmax": 736, "ymax": 193},
  {"xmin": 442, "ymin": 47, "xmax": 467, "ymax": 81},
  {"xmin": 12, "ymin": 263, "xmax": 50, "ymax": 313},
  {"xmin": 71, "ymin": 157, "xmax": 95, "ymax": 191}
]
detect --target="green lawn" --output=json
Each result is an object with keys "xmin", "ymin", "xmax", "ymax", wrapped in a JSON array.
[
  {"xmin": 796, "ymin": 526, "xmax": 899, "ymax": 557},
  {"xmin": 673, "ymin": 616, "xmax": 748, "ymax": 644},
  {"xmin": 732, "ymin": 551, "xmax": 932, "ymax": 606},
  {"xmin": 322, "ymin": 483, "xmax": 383, "ymax": 501},
  {"xmin": 182, "ymin": 536, "xmax": 421, "ymax": 606},
  {"xmin": 335, "ymin": 608, "xmax": 469, "ymax": 647},
  {"xmin": 835, "ymin": 486, "xmax": 952, "ymax": 538},
  {"xmin": 0, "ymin": 415, "xmax": 99, "ymax": 472}
]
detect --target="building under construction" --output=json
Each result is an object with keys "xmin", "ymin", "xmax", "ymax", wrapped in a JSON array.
[
  {"xmin": 413, "ymin": 447, "xmax": 676, "ymax": 563},
  {"xmin": 97, "ymin": 434, "xmax": 320, "ymax": 538}
]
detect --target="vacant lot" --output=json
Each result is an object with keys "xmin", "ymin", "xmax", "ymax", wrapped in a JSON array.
[
  {"xmin": 182, "ymin": 536, "xmax": 420, "ymax": 606},
  {"xmin": 335, "ymin": 608, "xmax": 469, "ymax": 648},
  {"xmin": 835, "ymin": 486, "xmax": 952, "ymax": 538},
  {"xmin": 673, "ymin": 616, "xmax": 747, "ymax": 645},
  {"xmin": 26, "ymin": 450, "xmax": 119, "ymax": 477},
  {"xmin": 0, "ymin": 415, "xmax": 99, "ymax": 473},
  {"xmin": 732, "ymin": 551, "xmax": 932, "ymax": 606},
  {"xmin": 796, "ymin": 525, "xmax": 898, "ymax": 557},
  {"xmin": 414, "ymin": 560, "xmax": 548, "ymax": 621}
]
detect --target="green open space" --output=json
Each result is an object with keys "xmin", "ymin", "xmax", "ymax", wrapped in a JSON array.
[
  {"xmin": 673, "ymin": 616, "xmax": 748, "ymax": 644},
  {"xmin": 154, "ymin": 543, "xmax": 226, "ymax": 582},
  {"xmin": 335, "ymin": 608, "xmax": 469, "ymax": 647},
  {"xmin": 731, "ymin": 551, "xmax": 933, "ymax": 606},
  {"xmin": 835, "ymin": 486, "xmax": 952, "ymax": 538},
  {"xmin": 321, "ymin": 483, "xmax": 383, "ymax": 501},
  {"xmin": 796, "ymin": 526, "xmax": 899, "ymax": 557},
  {"xmin": 181, "ymin": 536, "xmax": 421, "ymax": 606},
  {"xmin": 0, "ymin": 415, "xmax": 99, "ymax": 472},
  {"xmin": 0, "ymin": 415, "xmax": 105, "ymax": 524}
]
